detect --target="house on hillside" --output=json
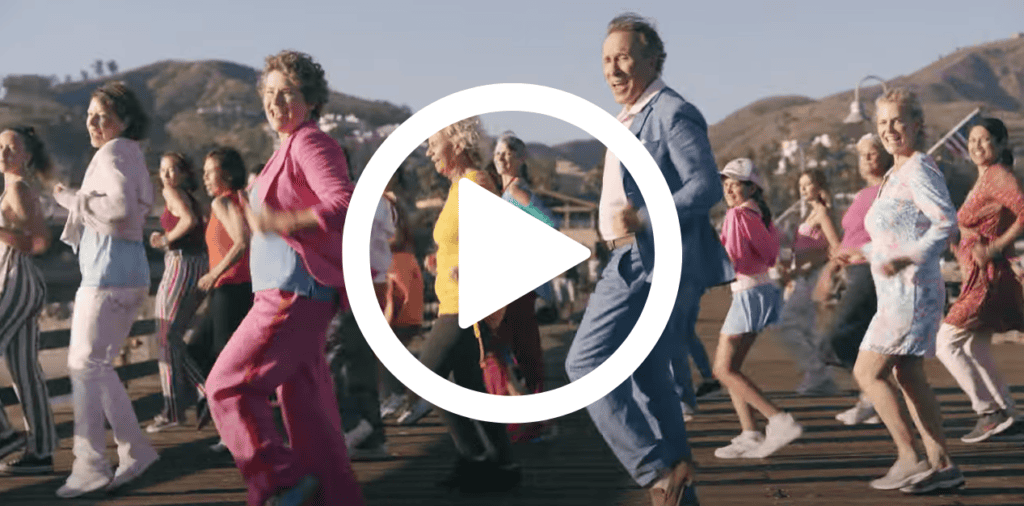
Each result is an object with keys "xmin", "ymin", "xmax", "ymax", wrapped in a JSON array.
[
  {"xmin": 1, "ymin": 75, "xmax": 62, "ymax": 115},
  {"xmin": 534, "ymin": 188, "xmax": 599, "ymax": 250},
  {"xmin": 553, "ymin": 159, "xmax": 588, "ymax": 197}
]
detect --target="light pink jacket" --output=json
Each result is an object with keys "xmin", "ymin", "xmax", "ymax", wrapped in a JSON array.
[{"xmin": 256, "ymin": 121, "xmax": 353, "ymax": 288}]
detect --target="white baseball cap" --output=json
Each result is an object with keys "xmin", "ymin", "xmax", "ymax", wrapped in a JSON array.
[{"xmin": 720, "ymin": 158, "xmax": 764, "ymax": 189}]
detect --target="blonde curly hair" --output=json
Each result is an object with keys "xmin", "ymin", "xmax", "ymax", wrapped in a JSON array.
[{"xmin": 437, "ymin": 116, "xmax": 486, "ymax": 169}]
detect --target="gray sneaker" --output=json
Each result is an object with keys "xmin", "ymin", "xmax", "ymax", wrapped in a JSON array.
[
  {"xmin": 900, "ymin": 465, "xmax": 965, "ymax": 494},
  {"xmin": 869, "ymin": 460, "xmax": 929, "ymax": 490},
  {"xmin": 961, "ymin": 410, "xmax": 1015, "ymax": 443},
  {"xmin": 349, "ymin": 442, "xmax": 391, "ymax": 462}
]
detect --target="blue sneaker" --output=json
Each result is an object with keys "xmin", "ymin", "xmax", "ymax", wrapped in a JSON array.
[{"xmin": 264, "ymin": 474, "xmax": 319, "ymax": 506}]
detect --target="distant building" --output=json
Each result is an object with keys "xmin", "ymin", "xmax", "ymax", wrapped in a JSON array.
[
  {"xmin": 534, "ymin": 188, "xmax": 599, "ymax": 250},
  {"xmin": 553, "ymin": 159, "xmax": 587, "ymax": 196}
]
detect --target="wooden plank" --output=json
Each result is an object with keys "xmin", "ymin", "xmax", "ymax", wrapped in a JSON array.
[
  {"xmin": 1, "ymin": 289, "xmax": 1023, "ymax": 505},
  {"xmin": 0, "ymin": 359, "xmax": 158, "ymax": 406}
]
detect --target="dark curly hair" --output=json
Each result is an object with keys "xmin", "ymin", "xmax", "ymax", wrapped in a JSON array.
[
  {"xmin": 91, "ymin": 81, "xmax": 149, "ymax": 140},
  {"xmin": 973, "ymin": 117, "xmax": 1014, "ymax": 167},
  {"xmin": 260, "ymin": 50, "xmax": 329, "ymax": 121}
]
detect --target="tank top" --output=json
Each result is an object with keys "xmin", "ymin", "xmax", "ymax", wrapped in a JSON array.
[
  {"xmin": 206, "ymin": 192, "xmax": 251, "ymax": 288},
  {"xmin": 160, "ymin": 191, "xmax": 206, "ymax": 254},
  {"xmin": 793, "ymin": 221, "xmax": 828, "ymax": 253}
]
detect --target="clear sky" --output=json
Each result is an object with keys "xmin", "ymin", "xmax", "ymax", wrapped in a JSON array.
[{"xmin": 1, "ymin": 1, "xmax": 1020, "ymax": 145}]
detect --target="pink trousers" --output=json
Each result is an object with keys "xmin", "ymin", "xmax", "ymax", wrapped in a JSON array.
[{"xmin": 206, "ymin": 289, "xmax": 364, "ymax": 506}]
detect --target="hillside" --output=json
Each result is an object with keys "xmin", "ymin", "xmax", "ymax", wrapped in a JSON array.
[
  {"xmin": 0, "ymin": 59, "xmax": 412, "ymax": 186},
  {"xmin": 3, "ymin": 36, "xmax": 1023, "ymax": 212},
  {"xmin": 708, "ymin": 36, "xmax": 1024, "ymax": 168}
]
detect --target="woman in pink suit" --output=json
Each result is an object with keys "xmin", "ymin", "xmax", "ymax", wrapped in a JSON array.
[{"xmin": 204, "ymin": 50, "xmax": 363, "ymax": 506}]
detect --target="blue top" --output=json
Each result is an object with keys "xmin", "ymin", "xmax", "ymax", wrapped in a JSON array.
[
  {"xmin": 78, "ymin": 227, "xmax": 149, "ymax": 288},
  {"xmin": 248, "ymin": 185, "xmax": 336, "ymax": 302},
  {"xmin": 504, "ymin": 186, "xmax": 559, "ymax": 299},
  {"xmin": 502, "ymin": 188, "xmax": 559, "ymax": 228}
]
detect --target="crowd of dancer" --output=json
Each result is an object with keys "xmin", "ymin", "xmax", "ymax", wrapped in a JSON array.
[{"xmin": 0, "ymin": 11, "xmax": 1022, "ymax": 506}]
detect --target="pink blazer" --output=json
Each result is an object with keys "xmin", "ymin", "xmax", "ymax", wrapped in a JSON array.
[{"xmin": 256, "ymin": 120, "xmax": 353, "ymax": 288}]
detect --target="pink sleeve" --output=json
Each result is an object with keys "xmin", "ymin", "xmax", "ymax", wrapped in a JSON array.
[
  {"xmin": 294, "ymin": 130, "xmax": 354, "ymax": 232},
  {"xmin": 721, "ymin": 207, "xmax": 778, "ymax": 274}
]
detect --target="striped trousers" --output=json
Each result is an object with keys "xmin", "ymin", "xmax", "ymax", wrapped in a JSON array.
[
  {"xmin": 0, "ymin": 247, "xmax": 57, "ymax": 458},
  {"xmin": 154, "ymin": 250, "xmax": 208, "ymax": 421}
]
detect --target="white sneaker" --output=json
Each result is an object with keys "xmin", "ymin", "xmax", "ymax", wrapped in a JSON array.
[
  {"xmin": 397, "ymin": 399, "xmax": 433, "ymax": 426},
  {"xmin": 107, "ymin": 451, "xmax": 159, "ymax": 491},
  {"xmin": 380, "ymin": 393, "xmax": 407, "ymax": 418},
  {"xmin": 714, "ymin": 432, "xmax": 765, "ymax": 459},
  {"xmin": 344, "ymin": 419, "xmax": 374, "ymax": 451},
  {"xmin": 746, "ymin": 412, "xmax": 802, "ymax": 458},
  {"xmin": 56, "ymin": 469, "xmax": 113, "ymax": 498},
  {"xmin": 869, "ymin": 459, "xmax": 929, "ymax": 490},
  {"xmin": 836, "ymin": 398, "xmax": 877, "ymax": 425}
]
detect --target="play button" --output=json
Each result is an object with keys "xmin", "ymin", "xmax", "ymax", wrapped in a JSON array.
[{"xmin": 458, "ymin": 178, "xmax": 591, "ymax": 328}]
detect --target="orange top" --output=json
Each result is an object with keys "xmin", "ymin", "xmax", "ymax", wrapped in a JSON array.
[
  {"xmin": 206, "ymin": 192, "xmax": 251, "ymax": 288},
  {"xmin": 388, "ymin": 251, "xmax": 423, "ymax": 327}
]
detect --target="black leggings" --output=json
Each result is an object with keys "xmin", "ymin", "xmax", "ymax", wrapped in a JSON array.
[
  {"xmin": 419, "ymin": 314, "xmax": 512, "ymax": 464},
  {"xmin": 827, "ymin": 264, "xmax": 876, "ymax": 370},
  {"xmin": 187, "ymin": 282, "xmax": 254, "ymax": 376}
]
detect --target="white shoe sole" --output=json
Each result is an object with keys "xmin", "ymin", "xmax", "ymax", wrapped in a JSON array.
[
  {"xmin": 869, "ymin": 461, "xmax": 929, "ymax": 490},
  {"xmin": 107, "ymin": 454, "xmax": 159, "ymax": 491},
  {"xmin": 57, "ymin": 475, "xmax": 112, "ymax": 498}
]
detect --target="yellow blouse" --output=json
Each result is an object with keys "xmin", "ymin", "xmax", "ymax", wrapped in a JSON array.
[{"xmin": 433, "ymin": 170, "xmax": 493, "ymax": 315}]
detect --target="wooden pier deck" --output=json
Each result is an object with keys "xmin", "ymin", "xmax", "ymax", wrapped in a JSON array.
[{"xmin": 2, "ymin": 287, "xmax": 1023, "ymax": 505}]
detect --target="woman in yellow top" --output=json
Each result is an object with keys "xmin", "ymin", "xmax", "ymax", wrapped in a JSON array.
[{"xmin": 419, "ymin": 116, "xmax": 520, "ymax": 494}]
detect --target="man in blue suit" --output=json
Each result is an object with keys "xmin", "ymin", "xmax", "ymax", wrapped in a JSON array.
[{"xmin": 565, "ymin": 13, "xmax": 733, "ymax": 506}]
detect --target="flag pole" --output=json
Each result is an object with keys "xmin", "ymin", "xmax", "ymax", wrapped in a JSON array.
[{"xmin": 927, "ymin": 107, "xmax": 981, "ymax": 156}]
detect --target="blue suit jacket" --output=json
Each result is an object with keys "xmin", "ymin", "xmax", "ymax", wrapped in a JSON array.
[{"xmin": 621, "ymin": 86, "xmax": 734, "ymax": 289}]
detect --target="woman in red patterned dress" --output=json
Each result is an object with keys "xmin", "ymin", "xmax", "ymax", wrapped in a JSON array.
[{"xmin": 935, "ymin": 117, "xmax": 1023, "ymax": 443}]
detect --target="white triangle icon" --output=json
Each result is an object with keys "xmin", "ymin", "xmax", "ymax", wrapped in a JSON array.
[{"xmin": 458, "ymin": 178, "xmax": 592, "ymax": 328}]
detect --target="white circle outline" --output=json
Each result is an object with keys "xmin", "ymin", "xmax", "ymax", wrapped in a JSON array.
[{"xmin": 342, "ymin": 83, "xmax": 682, "ymax": 424}]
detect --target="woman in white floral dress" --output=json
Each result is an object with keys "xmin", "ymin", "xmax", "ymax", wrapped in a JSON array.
[{"xmin": 853, "ymin": 88, "xmax": 962, "ymax": 494}]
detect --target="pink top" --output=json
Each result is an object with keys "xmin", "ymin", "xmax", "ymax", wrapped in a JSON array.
[
  {"xmin": 839, "ymin": 185, "xmax": 880, "ymax": 257},
  {"xmin": 256, "ymin": 120, "xmax": 354, "ymax": 288},
  {"xmin": 721, "ymin": 204, "xmax": 780, "ymax": 276},
  {"xmin": 793, "ymin": 221, "xmax": 828, "ymax": 253}
]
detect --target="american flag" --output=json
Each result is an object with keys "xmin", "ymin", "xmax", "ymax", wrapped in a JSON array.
[
  {"xmin": 929, "ymin": 108, "xmax": 980, "ymax": 160},
  {"xmin": 943, "ymin": 125, "xmax": 970, "ymax": 158}
]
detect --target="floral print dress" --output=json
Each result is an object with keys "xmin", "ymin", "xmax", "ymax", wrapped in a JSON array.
[
  {"xmin": 861, "ymin": 152, "xmax": 957, "ymax": 356},
  {"xmin": 944, "ymin": 164, "xmax": 1024, "ymax": 332}
]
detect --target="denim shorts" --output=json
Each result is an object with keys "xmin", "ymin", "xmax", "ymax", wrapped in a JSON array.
[{"xmin": 721, "ymin": 283, "xmax": 783, "ymax": 336}]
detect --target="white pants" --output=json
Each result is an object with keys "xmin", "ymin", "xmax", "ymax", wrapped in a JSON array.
[
  {"xmin": 67, "ymin": 286, "xmax": 156, "ymax": 476},
  {"xmin": 935, "ymin": 323, "xmax": 1017, "ymax": 418}
]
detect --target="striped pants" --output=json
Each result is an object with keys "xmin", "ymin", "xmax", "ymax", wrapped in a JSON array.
[
  {"xmin": 0, "ymin": 248, "xmax": 57, "ymax": 458},
  {"xmin": 154, "ymin": 250, "xmax": 208, "ymax": 421}
]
